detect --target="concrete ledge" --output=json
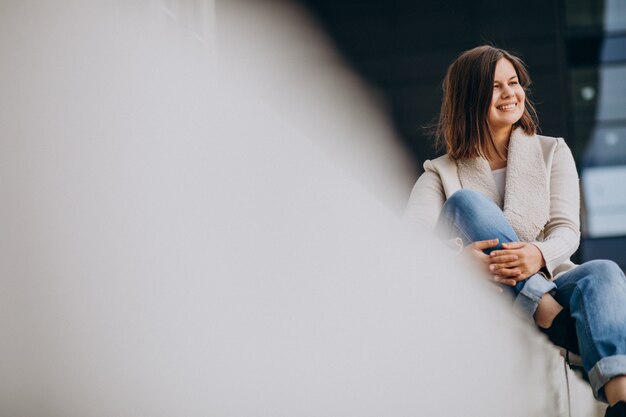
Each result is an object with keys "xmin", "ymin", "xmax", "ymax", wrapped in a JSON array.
[{"xmin": 514, "ymin": 320, "xmax": 604, "ymax": 417}]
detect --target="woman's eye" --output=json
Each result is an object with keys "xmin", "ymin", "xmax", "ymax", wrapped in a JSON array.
[{"xmin": 509, "ymin": 81, "xmax": 519, "ymax": 86}]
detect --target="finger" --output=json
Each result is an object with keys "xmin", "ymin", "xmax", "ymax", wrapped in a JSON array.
[
  {"xmin": 489, "ymin": 254, "xmax": 518, "ymax": 264},
  {"xmin": 473, "ymin": 238, "xmax": 499, "ymax": 251},
  {"xmin": 494, "ymin": 267, "xmax": 521, "ymax": 277},
  {"xmin": 502, "ymin": 241, "xmax": 525, "ymax": 249},
  {"xmin": 489, "ymin": 250, "xmax": 515, "ymax": 258},
  {"xmin": 489, "ymin": 261, "xmax": 520, "ymax": 271},
  {"xmin": 493, "ymin": 275, "xmax": 516, "ymax": 286}
]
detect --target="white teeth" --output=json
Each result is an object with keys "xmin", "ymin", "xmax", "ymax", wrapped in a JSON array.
[{"xmin": 497, "ymin": 103, "xmax": 516, "ymax": 110}]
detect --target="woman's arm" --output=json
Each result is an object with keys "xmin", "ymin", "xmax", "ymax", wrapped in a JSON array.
[
  {"xmin": 531, "ymin": 138, "xmax": 581, "ymax": 277},
  {"xmin": 403, "ymin": 166, "xmax": 446, "ymax": 231}
]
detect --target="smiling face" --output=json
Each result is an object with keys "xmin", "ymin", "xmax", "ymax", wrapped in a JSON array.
[
  {"xmin": 437, "ymin": 46, "xmax": 538, "ymax": 160},
  {"xmin": 488, "ymin": 58, "xmax": 526, "ymax": 132}
]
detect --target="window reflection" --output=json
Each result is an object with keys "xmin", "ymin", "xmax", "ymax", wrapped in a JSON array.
[{"xmin": 568, "ymin": 0, "xmax": 626, "ymax": 262}]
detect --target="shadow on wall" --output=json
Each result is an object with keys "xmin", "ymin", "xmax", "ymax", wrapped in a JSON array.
[{"xmin": 0, "ymin": 1, "xmax": 601, "ymax": 416}]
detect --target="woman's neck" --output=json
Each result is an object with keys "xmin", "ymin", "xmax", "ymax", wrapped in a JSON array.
[{"xmin": 488, "ymin": 126, "xmax": 512, "ymax": 169}]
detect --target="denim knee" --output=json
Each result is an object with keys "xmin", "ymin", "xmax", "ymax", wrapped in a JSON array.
[
  {"xmin": 443, "ymin": 189, "xmax": 495, "ymax": 219},
  {"xmin": 437, "ymin": 188, "xmax": 517, "ymax": 251},
  {"xmin": 578, "ymin": 260, "xmax": 625, "ymax": 289},
  {"xmin": 445, "ymin": 189, "xmax": 487, "ymax": 209}
]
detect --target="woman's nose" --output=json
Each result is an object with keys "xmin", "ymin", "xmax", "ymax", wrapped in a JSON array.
[{"xmin": 501, "ymin": 85, "xmax": 514, "ymax": 98}]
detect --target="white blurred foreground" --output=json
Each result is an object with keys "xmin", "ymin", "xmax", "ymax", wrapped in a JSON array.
[{"xmin": 0, "ymin": 1, "xmax": 600, "ymax": 416}]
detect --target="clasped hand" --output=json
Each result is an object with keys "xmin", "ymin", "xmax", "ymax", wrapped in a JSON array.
[{"xmin": 460, "ymin": 238, "xmax": 545, "ymax": 287}]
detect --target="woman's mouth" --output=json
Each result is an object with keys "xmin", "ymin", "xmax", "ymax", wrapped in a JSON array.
[{"xmin": 496, "ymin": 103, "xmax": 517, "ymax": 111}]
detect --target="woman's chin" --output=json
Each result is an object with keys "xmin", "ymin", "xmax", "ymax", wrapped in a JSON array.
[{"xmin": 490, "ymin": 116, "xmax": 523, "ymax": 130}]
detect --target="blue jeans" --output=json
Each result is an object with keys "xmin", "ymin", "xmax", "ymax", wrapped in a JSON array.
[
  {"xmin": 552, "ymin": 260, "xmax": 626, "ymax": 401},
  {"xmin": 437, "ymin": 189, "xmax": 626, "ymax": 401},
  {"xmin": 435, "ymin": 189, "xmax": 556, "ymax": 318}
]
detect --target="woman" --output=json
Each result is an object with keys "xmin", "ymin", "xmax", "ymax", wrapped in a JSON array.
[{"xmin": 405, "ymin": 45, "xmax": 626, "ymax": 416}]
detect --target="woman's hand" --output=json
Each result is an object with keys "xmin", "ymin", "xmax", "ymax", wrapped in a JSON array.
[
  {"xmin": 489, "ymin": 242, "xmax": 545, "ymax": 286},
  {"xmin": 460, "ymin": 238, "xmax": 498, "ymax": 266},
  {"xmin": 459, "ymin": 239, "xmax": 506, "ymax": 290}
]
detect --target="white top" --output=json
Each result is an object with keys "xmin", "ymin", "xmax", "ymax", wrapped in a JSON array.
[{"xmin": 492, "ymin": 167, "xmax": 507, "ymax": 200}]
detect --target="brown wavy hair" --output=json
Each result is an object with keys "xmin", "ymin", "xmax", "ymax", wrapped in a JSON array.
[{"xmin": 435, "ymin": 45, "xmax": 539, "ymax": 160}]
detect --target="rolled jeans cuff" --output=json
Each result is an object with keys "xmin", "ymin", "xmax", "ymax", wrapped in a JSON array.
[
  {"xmin": 589, "ymin": 355, "xmax": 626, "ymax": 402},
  {"xmin": 513, "ymin": 273, "xmax": 557, "ymax": 319}
]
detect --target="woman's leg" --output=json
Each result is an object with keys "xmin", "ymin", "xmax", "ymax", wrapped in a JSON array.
[
  {"xmin": 605, "ymin": 377, "xmax": 626, "ymax": 407},
  {"xmin": 435, "ymin": 189, "xmax": 556, "ymax": 318},
  {"xmin": 435, "ymin": 189, "xmax": 517, "ymax": 251},
  {"xmin": 552, "ymin": 260, "xmax": 626, "ymax": 403}
]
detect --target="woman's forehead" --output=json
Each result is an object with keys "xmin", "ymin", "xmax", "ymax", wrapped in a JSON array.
[{"xmin": 494, "ymin": 58, "xmax": 518, "ymax": 79}]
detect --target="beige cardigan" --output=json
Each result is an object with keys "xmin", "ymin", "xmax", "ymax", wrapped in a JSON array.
[{"xmin": 405, "ymin": 128, "xmax": 581, "ymax": 279}]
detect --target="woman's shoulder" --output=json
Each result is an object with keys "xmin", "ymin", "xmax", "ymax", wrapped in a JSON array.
[
  {"xmin": 536, "ymin": 133, "xmax": 568, "ymax": 150},
  {"xmin": 423, "ymin": 154, "xmax": 456, "ymax": 174},
  {"xmin": 534, "ymin": 133, "xmax": 575, "ymax": 167}
]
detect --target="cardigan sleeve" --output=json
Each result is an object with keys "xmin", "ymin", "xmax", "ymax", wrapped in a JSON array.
[
  {"xmin": 532, "ymin": 138, "xmax": 581, "ymax": 277},
  {"xmin": 403, "ymin": 162, "xmax": 464, "ymax": 254},
  {"xmin": 403, "ymin": 161, "xmax": 446, "ymax": 231}
]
